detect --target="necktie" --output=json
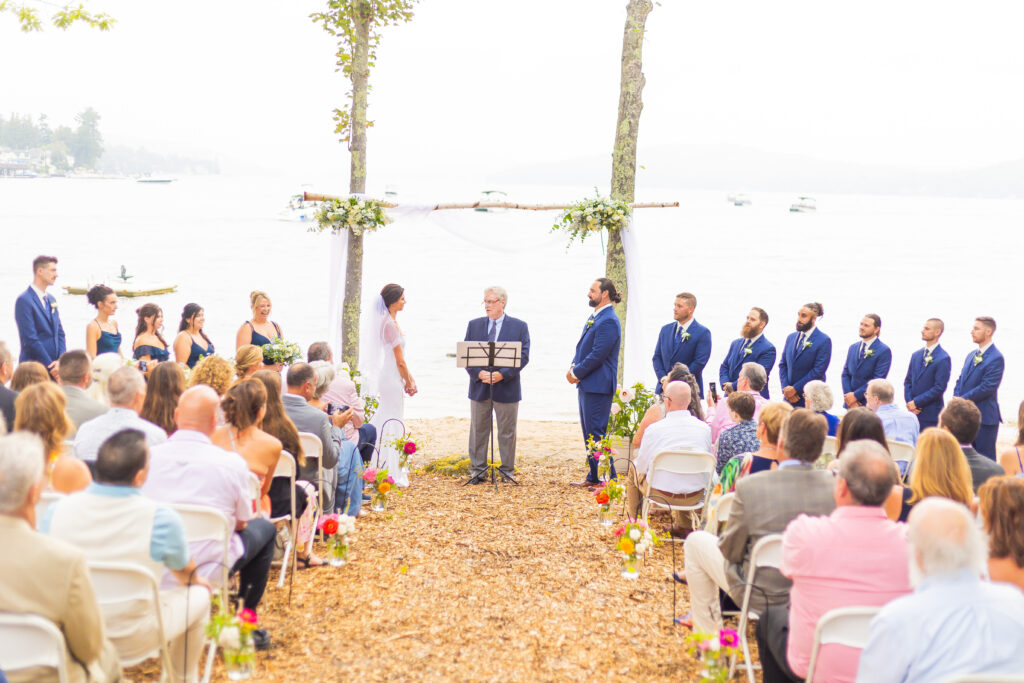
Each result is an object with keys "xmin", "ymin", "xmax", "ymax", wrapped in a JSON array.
[
  {"xmin": 488, "ymin": 320, "xmax": 496, "ymax": 342},
  {"xmin": 859, "ymin": 342, "xmax": 865, "ymax": 359},
  {"xmin": 796, "ymin": 332, "xmax": 805, "ymax": 353}
]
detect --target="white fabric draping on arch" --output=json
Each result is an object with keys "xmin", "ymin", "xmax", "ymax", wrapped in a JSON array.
[{"xmin": 620, "ymin": 215, "xmax": 648, "ymax": 388}]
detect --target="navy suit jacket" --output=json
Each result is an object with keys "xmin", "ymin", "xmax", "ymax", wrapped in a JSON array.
[
  {"xmin": 840, "ymin": 339, "xmax": 892, "ymax": 404},
  {"xmin": 778, "ymin": 328, "xmax": 832, "ymax": 402},
  {"xmin": 464, "ymin": 315, "xmax": 530, "ymax": 403},
  {"xmin": 903, "ymin": 345, "xmax": 951, "ymax": 426},
  {"xmin": 14, "ymin": 287, "xmax": 66, "ymax": 366},
  {"xmin": 573, "ymin": 306, "xmax": 620, "ymax": 395},
  {"xmin": 718, "ymin": 335, "xmax": 776, "ymax": 399},
  {"xmin": 652, "ymin": 319, "xmax": 711, "ymax": 396},
  {"xmin": 954, "ymin": 345, "xmax": 1004, "ymax": 425}
]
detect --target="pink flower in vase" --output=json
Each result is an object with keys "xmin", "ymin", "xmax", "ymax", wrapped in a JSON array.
[
  {"xmin": 719, "ymin": 629, "xmax": 739, "ymax": 647},
  {"xmin": 386, "ymin": 476, "xmax": 395, "ymax": 485},
  {"xmin": 403, "ymin": 441, "xmax": 417, "ymax": 455},
  {"xmin": 362, "ymin": 468, "xmax": 378, "ymax": 483},
  {"xmin": 238, "ymin": 608, "xmax": 258, "ymax": 625}
]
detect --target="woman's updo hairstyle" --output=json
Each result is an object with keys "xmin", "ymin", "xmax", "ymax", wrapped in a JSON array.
[
  {"xmin": 234, "ymin": 345, "xmax": 263, "ymax": 379},
  {"xmin": 250, "ymin": 290, "xmax": 270, "ymax": 314},
  {"xmin": 381, "ymin": 284, "xmax": 404, "ymax": 308},
  {"xmin": 803, "ymin": 302, "xmax": 825, "ymax": 318},
  {"xmin": 596, "ymin": 277, "xmax": 622, "ymax": 304},
  {"xmin": 87, "ymin": 284, "xmax": 114, "ymax": 308},
  {"xmin": 221, "ymin": 378, "xmax": 267, "ymax": 433}
]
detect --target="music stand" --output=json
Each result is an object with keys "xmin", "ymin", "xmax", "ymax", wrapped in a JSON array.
[{"xmin": 456, "ymin": 340, "xmax": 523, "ymax": 488}]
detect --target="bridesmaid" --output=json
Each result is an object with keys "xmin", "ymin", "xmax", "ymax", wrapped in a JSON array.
[
  {"xmin": 85, "ymin": 285, "xmax": 122, "ymax": 357},
  {"xmin": 173, "ymin": 303, "xmax": 215, "ymax": 369},
  {"xmin": 235, "ymin": 290, "xmax": 283, "ymax": 367},
  {"xmin": 133, "ymin": 303, "xmax": 171, "ymax": 364}
]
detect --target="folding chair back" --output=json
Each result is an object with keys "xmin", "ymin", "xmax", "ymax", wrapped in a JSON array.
[
  {"xmin": 35, "ymin": 491, "xmax": 65, "ymax": 528},
  {"xmin": 270, "ymin": 450, "xmax": 298, "ymax": 588},
  {"xmin": 886, "ymin": 440, "xmax": 915, "ymax": 481},
  {"xmin": 640, "ymin": 450, "xmax": 715, "ymax": 529},
  {"xmin": 0, "ymin": 612, "xmax": 71, "ymax": 683},
  {"xmin": 805, "ymin": 606, "xmax": 880, "ymax": 683},
  {"xmin": 168, "ymin": 503, "xmax": 232, "ymax": 587},
  {"xmin": 298, "ymin": 431, "xmax": 324, "ymax": 509},
  {"xmin": 705, "ymin": 491, "xmax": 735, "ymax": 535},
  {"xmin": 817, "ymin": 435, "xmax": 839, "ymax": 469},
  {"xmin": 733, "ymin": 533, "xmax": 785, "ymax": 683}
]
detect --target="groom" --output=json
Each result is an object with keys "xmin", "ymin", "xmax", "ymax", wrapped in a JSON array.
[
  {"xmin": 567, "ymin": 278, "xmax": 621, "ymax": 487},
  {"xmin": 14, "ymin": 255, "xmax": 66, "ymax": 379}
]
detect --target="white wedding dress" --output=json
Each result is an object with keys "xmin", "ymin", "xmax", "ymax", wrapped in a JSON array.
[{"xmin": 368, "ymin": 316, "xmax": 410, "ymax": 487}]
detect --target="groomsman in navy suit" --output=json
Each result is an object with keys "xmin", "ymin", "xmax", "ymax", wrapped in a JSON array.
[
  {"xmin": 953, "ymin": 316, "xmax": 1005, "ymax": 459},
  {"xmin": 567, "ymin": 278, "xmax": 621, "ymax": 487},
  {"xmin": 14, "ymin": 255, "xmax": 66, "ymax": 379},
  {"xmin": 651, "ymin": 292, "xmax": 711, "ymax": 397},
  {"xmin": 903, "ymin": 318, "xmax": 951, "ymax": 430},
  {"xmin": 840, "ymin": 314, "xmax": 892, "ymax": 408},
  {"xmin": 718, "ymin": 307, "xmax": 776, "ymax": 399},
  {"xmin": 779, "ymin": 302, "xmax": 831, "ymax": 408}
]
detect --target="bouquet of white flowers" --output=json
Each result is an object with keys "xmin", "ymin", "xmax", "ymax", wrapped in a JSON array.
[
  {"xmin": 261, "ymin": 337, "xmax": 302, "ymax": 365},
  {"xmin": 309, "ymin": 196, "xmax": 392, "ymax": 237},
  {"xmin": 552, "ymin": 192, "xmax": 632, "ymax": 248}
]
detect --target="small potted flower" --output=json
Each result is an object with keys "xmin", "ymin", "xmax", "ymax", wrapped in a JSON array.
[
  {"xmin": 362, "ymin": 467, "xmax": 400, "ymax": 512},
  {"xmin": 684, "ymin": 628, "xmax": 742, "ymax": 682},
  {"xmin": 316, "ymin": 512, "xmax": 356, "ymax": 567},
  {"xmin": 613, "ymin": 519, "xmax": 660, "ymax": 579},
  {"xmin": 389, "ymin": 433, "xmax": 418, "ymax": 478},
  {"xmin": 594, "ymin": 476, "xmax": 625, "ymax": 526},
  {"xmin": 206, "ymin": 596, "xmax": 258, "ymax": 680}
]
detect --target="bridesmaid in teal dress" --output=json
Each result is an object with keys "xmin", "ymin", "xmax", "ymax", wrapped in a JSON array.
[
  {"xmin": 133, "ymin": 303, "xmax": 171, "ymax": 364},
  {"xmin": 85, "ymin": 285, "xmax": 122, "ymax": 357},
  {"xmin": 173, "ymin": 303, "xmax": 215, "ymax": 369},
  {"xmin": 235, "ymin": 290, "xmax": 284, "ymax": 370}
]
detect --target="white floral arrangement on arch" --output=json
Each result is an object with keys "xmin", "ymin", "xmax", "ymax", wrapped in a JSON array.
[
  {"xmin": 551, "ymin": 192, "xmax": 631, "ymax": 248},
  {"xmin": 309, "ymin": 196, "xmax": 393, "ymax": 237}
]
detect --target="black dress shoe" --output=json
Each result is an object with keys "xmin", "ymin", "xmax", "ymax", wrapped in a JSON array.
[
  {"xmin": 569, "ymin": 480, "xmax": 600, "ymax": 488},
  {"xmin": 251, "ymin": 628, "xmax": 270, "ymax": 651}
]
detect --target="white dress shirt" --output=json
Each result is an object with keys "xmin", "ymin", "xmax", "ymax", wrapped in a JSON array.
[
  {"xmin": 73, "ymin": 407, "xmax": 167, "ymax": 462},
  {"xmin": 633, "ymin": 409, "xmax": 713, "ymax": 493}
]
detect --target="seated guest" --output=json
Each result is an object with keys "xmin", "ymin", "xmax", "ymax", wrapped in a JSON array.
[
  {"xmin": 15, "ymin": 382, "xmax": 91, "ymax": 493},
  {"xmin": 681, "ymin": 409, "xmax": 835, "ymax": 633},
  {"xmin": 0, "ymin": 340, "xmax": 20, "ymax": 430},
  {"xmin": 85, "ymin": 285, "xmax": 122, "ymax": 358},
  {"xmin": 11, "ymin": 359, "xmax": 49, "ymax": 391},
  {"xmin": 173, "ymin": 303, "xmax": 214, "ymax": 369},
  {"xmin": 998, "ymin": 400, "xmax": 1024, "ymax": 477},
  {"xmin": 308, "ymin": 360, "xmax": 335, "ymax": 412},
  {"xmin": 633, "ymin": 363, "xmax": 703, "ymax": 448},
  {"xmin": 57, "ymin": 350, "xmax": 108, "ymax": 434},
  {"xmin": 722, "ymin": 402, "xmax": 793, "ymax": 490},
  {"xmin": 73, "ymin": 367, "xmax": 167, "ymax": 469},
  {"xmin": 714, "ymin": 391, "xmax": 759, "ymax": 472},
  {"xmin": 891, "ymin": 427, "xmax": 974, "ymax": 523},
  {"xmin": 978, "ymin": 476, "xmax": 1024, "ymax": 594},
  {"xmin": 43, "ymin": 430, "xmax": 210, "ymax": 683},
  {"xmin": 804, "ymin": 379, "xmax": 840, "ymax": 436},
  {"xmin": 234, "ymin": 344, "xmax": 263, "ymax": 381},
  {"xmin": 835, "ymin": 407, "xmax": 888, "ymax": 454},
  {"xmin": 939, "ymin": 397, "xmax": 1002, "ymax": 493},
  {"xmin": 0, "ymin": 432, "xmax": 121, "ymax": 683},
  {"xmin": 140, "ymin": 362, "xmax": 186, "ymax": 435},
  {"xmin": 626, "ymin": 381, "xmax": 712, "ymax": 536},
  {"xmin": 312, "ymin": 342, "xmax": 378, "ymax": 465},
  {"xmin": 187, "ymin": 354, "xmax": 234, "ymax": 397},
  {"xmin": 142, "ymin": 386, "xmax": 274, "ymax": 649},
  {"xmin": 865, "ymin": 378, "xmax": 920, "ymax": 445},
  {"xmin": 857, "ymin": 498, "xmax": 1024, "ymax": 681},
  {"xmin": 132, "ymin": 303, "xmax": 170, "ymax": 363},
  {"xmin": 758, "ymin": 440, "xmax": 911, "ymax": 683},
  {"xmin": 87, "ymin": 353, "xmax": 122, "ymax": 404},
  {"xmin": 708, "ymin": 362, "xmax": 769, "ymax": 442}
]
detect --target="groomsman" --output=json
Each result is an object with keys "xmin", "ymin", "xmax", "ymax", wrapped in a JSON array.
[
  {"xmin": 953, "ymin": 316, "xmax": 1004, "ymax": 459},
  {"xmin": 14, "ymin": 255, "xmax": 66, "ymax": 379},
  {"xmin": 567, "ymin": 278, "xmax": 621, "ymax": 487},
  {"xmin": 652, "ymin": 292, "xmax": 711, "ymax": 397},
  {"xmin": 903, "ymin": 318, "xmax": 951, "ymax": 430},
  {"xmin": 779, "ymin": 302, "xmax": 831, "ymax": 408},
  {"xmin": 840, "ymin": 314, "xmax": 892, "ymax": 408},
  {"xmin": 719, "ymin": 307, "xmax": 776, "ymax": 399}
]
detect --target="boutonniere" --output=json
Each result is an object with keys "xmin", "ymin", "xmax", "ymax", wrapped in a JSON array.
[
  {"xmin": 924, "ymin": 354, "xmax": 933, "ymax": 367},
  {"xmin": 864, "ymin": 349, "xmax": 874, "ymax": 359},
  {"xmin": 586, "ymin": 318, "xmax": 595, "ymax": 329},
  {"xmin": 743, "ymin": 346, "xmax": 753, "ymax": 356},
  {"xmin": 680, "ymin": 331, "xmax": 691, "ymax": 343},
  {"xmin": 49, "ymin": 299, "xmax": 58, "ymax": 314},
  {"xmin": 802, "ymin": 340, "xmax": 813, "ymax": 350},
  {"xmin": 973, "ymin": 352, "xmax": 984, "ymax": 366}
]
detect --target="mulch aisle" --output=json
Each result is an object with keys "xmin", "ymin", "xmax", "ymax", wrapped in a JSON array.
[{"xmin": 130, "ymin": 455, "xmax": 757, "ymax": 681}]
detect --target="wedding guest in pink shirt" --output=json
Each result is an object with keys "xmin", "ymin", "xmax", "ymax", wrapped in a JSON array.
[
  {"xmin": 756, "ymin": 439, "xmax": 911, "ymax": 683},
  {"xmin": 707, "ymin": 362, "xmax": 769, "ymax": 442},
  {"xmin": 309, "ymin": 341, "xmax": 377, "ymax": 464}
]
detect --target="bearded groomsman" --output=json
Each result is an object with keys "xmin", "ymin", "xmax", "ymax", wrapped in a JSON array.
[
  {"xmin": 779, "ymin": 302, "xmax": 831, "ymax": 408},
  {"xmin": 903, "ymin": 318, "xmax": 951, "ymax": 430},
  {"xmin": 840, "ymin": 314, "xmax": 892, "ymax": 408},
  {"xmin": 953, "ymin": 316, "xmax": 1004, "ymax": 459},
  {"xmin": 568, "ymin": 278, "xmax": 621, "ymax": 487},
  {"xmin": 719, "ymin": 307, "xmax": 775, "ymax": 399},
  {"xmin": 652, "ymin": 292, "xmax": 711, "ymax": 397}
]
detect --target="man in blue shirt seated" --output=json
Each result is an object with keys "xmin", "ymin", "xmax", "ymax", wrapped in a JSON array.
[
  {"xmin": 857, "ymin": 497, "xmax": 1024, "ymax": 682},
  {"xmin": 865, "ymin": 379, "xmax": 920, "ymax": 446}
]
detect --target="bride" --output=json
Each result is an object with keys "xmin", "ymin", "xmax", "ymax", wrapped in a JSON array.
[{"xmin": 364, "ymin": 283, "xmax": 417, "ymax": 487}]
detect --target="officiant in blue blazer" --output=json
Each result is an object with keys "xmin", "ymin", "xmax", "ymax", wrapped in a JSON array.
[
  {"xmin": 567, "ymin": 278, "xmax": 621, "ymax": 486},
  {"xmin": 719, "ymin": 307, "xmax": 775, "ymax": 398},
  {"xmin": 953, "ymin": 316, "xmax": 1004, "ymax": 459},
  {"xmin": 14, "ymin": 255, "xmax": 66, "ymax": 379},
  {"xmin": 903, "ymin": 318, "xmax": 951, "ymax": 430},
  {"xmin": 464, "ymin": 286, "xmax": 530, "ymax": 482},
  {"xmin": 841, "ymin": 314, "xmax": 892, "ymax": 408},
  {"xmin": 652, "ymin": 292, "xmax": 711, "ymax": 397},
  {"xmin": 779, "ymin": 302, "xmax": 832, "ymax": 408}
]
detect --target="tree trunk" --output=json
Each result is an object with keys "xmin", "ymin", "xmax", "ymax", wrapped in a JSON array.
[
  {"xmin": 342, "ymin": 0, "xmax": 372, "ymax": 368},
  {"xmin": 608, "ymin": 0, "xmax": 653, "ymax": 385}
]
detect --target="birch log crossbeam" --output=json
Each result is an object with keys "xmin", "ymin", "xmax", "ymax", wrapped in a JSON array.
[{"xmin": 302, "ymin": 192, "xmax": 678, "ymax": 211}]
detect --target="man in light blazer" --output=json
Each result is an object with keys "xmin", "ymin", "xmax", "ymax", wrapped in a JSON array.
[
  {"xmin": 953, "ymin": 316, "xmax": 1005, "ymax": 459},
  {"xmin": 779, "ymin": 302, "xmax": 832, "ymax": 408},
  {"xmin": 652, "ymin": 291, "xmax": 711, "ymax": 397},
  {"xmin": 57, "ymin": 350, "xmax": 108, "ymax": 435},
  {"xmin": 568, "ymin": 278, "xmax": 621, "ymax": 486},
  {"xmin": 14, "ymin": 254, "xmax": 66, "ymax": 379},
  {"xmin": 904, "ymin": 318, "xmax": 951, "ymax": 430},
  {"xmin": 719, "ymin": 307, "xmax": 776, "ymax": 399},
  {"xmin": 841, "ymin": 313, "xmax": 892, "ymax": 408},
  {"xmin": 464, "ymin": 286, "xmax": 530, "ymax": 482}
]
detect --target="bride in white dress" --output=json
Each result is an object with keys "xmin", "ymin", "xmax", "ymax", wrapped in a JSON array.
[{"xmin": 364, "ymin": 284, "xmax": 417, "ymax": 487}]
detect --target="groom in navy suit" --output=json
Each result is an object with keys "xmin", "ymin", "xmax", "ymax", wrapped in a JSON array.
[
  {"xmin": 953, "ymin": 316, "xmax": 1004, "ymax": 459},
  {"xmin": 568, "ymin": 278, "xmax": 621, "ymax": 486},
  {"xmin": 778, "ymin": 302, "xmax": 832, "ymax": 408},
  {"xmin": 903, "ymin": 318, "xmax": 951, "ymax": 430},
  {"xmin": 14, "ymin": 255, "xmax": 66, "ymax": 379},
  {"xmin": 840, "ymin": 314, "xmax": 892, "ymax": 408},
  {"xmin": 719, "ymin": 307, "xmax": 776, "ymax": 399},
  {"xmin": 652, "ymin": 292, "xmax": 711, "ymax": 397}
]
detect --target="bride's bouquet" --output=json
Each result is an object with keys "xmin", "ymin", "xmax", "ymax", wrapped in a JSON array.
[{"xmin": 261, "ymin": 337, "xmax": 302, "ymax": 365}]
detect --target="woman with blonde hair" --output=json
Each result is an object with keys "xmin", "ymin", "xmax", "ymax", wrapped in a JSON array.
[
  {"xmin": 890, "ymin": 427, "xmax": 973, "ymax": 522},
  {"xmin": 87, "ymin": 353, "xmax": 123, "ymax": 404},
  {"xmin": 234, "ymin": 344, "xmax": 263, "ymax": 381},
  {"xmin": 11, "ymin": 361, "xmax": 49, "ymax": 392},
  {"xmin": 998, "ymin": 400, "xmax": 1024, "ymax": 477},
  {"xmin": 187, "ymin": 354, "xmax": 234, "ymax": 396},
  {"xmin": 14, "ymin": 382, "xmax": 91, "ymax": 493},
  {"xmin": 140, "ymin": 362, "xmax": 186, "ymax": 434},
  {"xmin": 236, "ymin": 291, "xmax": 284, "ymax": 368},
  {"xmin": 978, "ymin": 476, "xmax": 1024, "ymax": 593}
]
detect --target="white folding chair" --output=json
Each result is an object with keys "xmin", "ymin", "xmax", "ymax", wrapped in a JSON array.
[
  {"xmin": 86, "ymin": 561, "xmax": 173, "ymax": 677},
  {"xmin": 0, "ymin": 612, "xmax": 71, "ymax": 683},
  {"xmin": 731, "ymin": 533, "xmax": 785, "ymax": 683},
  {"xmin": 639, "ymin": 450, "xmax": 716, "ymax": 532},
  {"xmin": 805, "ymin": 606, "xmax": 880, "ymax": 683},
  {"xmin": 704, "ymin": 491, "xmax": 735, "ymax": 535},
  {"xmin": 271, "ymin": 450, "xmax": 299, "ymax": 589},
  {"xmin": 168, "ymin": 503, "xmax": 232, "ymax": 589},
  {"xmin": 817, "ymin": 435, "xmax": 839, "ymax": 469},
  {"xmin": 886, "ymin": 439, "xmax": 916, "ymax": 481},
  {"xmin": 34, "ymin": 491, "xmax": 65, "ymax": 528},
  {"xmin": 247, "ymin": 472, "xmax": 262, "ymax": 516},
  {"xmin": 298, "ymin": 431, "xmax": 327, "ymax": 531}
]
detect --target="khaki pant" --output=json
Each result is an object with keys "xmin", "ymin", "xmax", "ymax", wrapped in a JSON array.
[
  {"xmin": 682, "ymin": 530, "xmax": 731, "ymax": 633},
  {"xmin": 625, "ymin": 471, "xmax": 705, "ymax": 527}
]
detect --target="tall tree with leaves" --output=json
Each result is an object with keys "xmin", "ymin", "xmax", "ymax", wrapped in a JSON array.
[
  {"xmin": 607, "ymin": 0, "xmax": 653, "ymax": 383},
  {"xmin": 310, "ymin": 0, "xmax": 417, "ymax": 368},
  {"xmin": 70, "ymin": 107, "xmax": 103, "ymax": 168},
  {"xmin": 1, "ymin": 1, "xmax": 113, "ymax": 31}
]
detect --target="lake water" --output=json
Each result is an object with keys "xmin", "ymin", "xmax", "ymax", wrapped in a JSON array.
[{"xmin": 0, "ymin": 175, "xmax": 1019, "ymax": 424}]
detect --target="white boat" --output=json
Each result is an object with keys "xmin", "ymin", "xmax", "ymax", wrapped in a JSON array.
[
  {"xmin": 789, "ymin": 196, "xmax": 817, "ymax": 213},
  {"xmin": 277, "ymin": 194, "xmax": 321, "ymax": 222},
  {"xmin": 727, "ymin": 192, "xmax": 751, "ymax": 206},
  {"xmin": 64, "ymin": 267, "xmax": 177, "ymax": 298},
  {"xmin": 136, "ymin": 177, "xmax": 175, "ymax": 184}
]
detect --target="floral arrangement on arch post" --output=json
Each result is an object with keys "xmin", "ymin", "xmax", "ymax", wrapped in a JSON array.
[
  {"xmin": 205, "ymin": 594, "xmax": 258, "ymax": 677},
  {"xmin": 309, "ymin": 196, "xmax": 393, "ymax": 236},
  {"xmin": 551, "ymin": 191, "xmax": 631, "ymax": 249},
  {"xmin": 261, "ymin": 338, "xmax": 302, "ymax": 365},
  {"xmin": 607, "ymin": 382, "xmax": 655, "ymax": 445},
  {"xmin": 684, "ymin": 628, "xmax": 742, "ymax": 683}
]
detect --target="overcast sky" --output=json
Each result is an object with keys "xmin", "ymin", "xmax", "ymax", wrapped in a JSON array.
[{"xmin": 3, "ymin": 0, "xmax": 1023, "ymax": 180}]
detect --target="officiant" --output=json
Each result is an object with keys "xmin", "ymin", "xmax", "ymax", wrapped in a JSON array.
[{"xmin": 464, "ymin": 286, "xmax": 530, "ymax": 482}]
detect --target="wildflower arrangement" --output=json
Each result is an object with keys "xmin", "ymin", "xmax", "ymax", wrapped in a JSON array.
[
  {"xmin": 607, "ymin": 382, "xmax": 655, "ymax": 441},
  {"xmin": 261, "ymin": 337, "xmax": 302, "ymax": 364},
  {"xmin": 317, "ymin": 512, "xmax": 356, "ymax": 565},
  {"xmin": 613, "ymin": 519, "xmax": 660, "ymax": 559},
  {"xmin": 551, "ymin": 192, "xmax": 631, "ymax": 248},
  {"xmin": 205, "ymin": 594, "xmax": 258, "ymax": 672},
  {"xmin": 362, "ymin": 467, "xmax": 400, "ymax": 510},
  {"xmin": 585, "ymin": 434, "xmax": 617, "ymax": 480},
  {"xmin": 388, "ymin": 433, "xmax": 417, "ymax": 469},
  {"xmin": 310, "ymin": 196, "xmax": 392, "ymax": 237},
  {"xmin": 594, "ymin": 476, "xmax": 625, "ymax": 525},
  {"xmin": 684, "ymin": 629, "xmax": 742, "ymax": 682}
]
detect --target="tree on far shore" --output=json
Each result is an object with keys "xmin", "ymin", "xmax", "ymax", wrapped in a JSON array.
[
  {"xmin": 71, "ymin": 107, "xmax": 103, "ymax": 168},
  {"xmin": 1, "ymin": 0, "xmax": 113, "ymax": 31}
]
